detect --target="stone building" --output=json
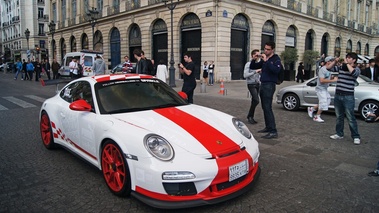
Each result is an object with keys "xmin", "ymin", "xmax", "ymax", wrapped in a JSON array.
[
  {"xmin": 3, "ymin": 0, "xmax": 379, "ymax": 81},
  {"xmin": 0, "ymin": 0, "xmax": 50, "ymax": 63}
]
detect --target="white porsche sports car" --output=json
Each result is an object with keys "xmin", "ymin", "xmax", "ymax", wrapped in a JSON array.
[{"xmin": 39, "ymin": 74, "xmax": 260, "ymax": 209}]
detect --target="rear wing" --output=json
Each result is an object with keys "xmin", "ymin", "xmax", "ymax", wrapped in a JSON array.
[{"xmin": 40, "ymin": 79, "xmax": 72, "ymax": 93}]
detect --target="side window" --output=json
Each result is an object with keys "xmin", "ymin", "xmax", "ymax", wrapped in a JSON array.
[
  {"xmin": 60, "ymin": 81, "xmax": 93, "ymax": 105},
  {"xmin": 65, "ymin": 56, "xmax": 73, "ymax": 66}
]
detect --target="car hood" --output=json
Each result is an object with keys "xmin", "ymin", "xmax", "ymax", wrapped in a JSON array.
[{"xmin": 109, "ymin": 105, "xmax": 245, "ymax": 157}]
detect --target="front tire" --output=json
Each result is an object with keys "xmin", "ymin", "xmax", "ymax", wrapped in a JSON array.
[
  {"xmin": 101, "ymin": 141, "xmax": 131, "ymax": 197},
  {"xmin": 282, "ymin": 93, "xmax": 300, "ymax": 111},
  {"xmin": 40, "ymin": 111, "xmax": 56, "ymax": 149}
]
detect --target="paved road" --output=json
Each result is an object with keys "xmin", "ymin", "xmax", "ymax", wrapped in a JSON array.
[{"xmin": 0, "ymin": 73, "xmax": 378, "ymax": 212}]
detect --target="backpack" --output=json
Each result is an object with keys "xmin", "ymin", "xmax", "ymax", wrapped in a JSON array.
[
  {"xmin": 276, "ymin": 61, "xmax": 284, "ymax": 85},
  {"xmin": 77, "ymin": 63, "xmax": 83, "ymax": 77},
  {"xmin": 146, "ymin": 59, "xmax": 155, "ymax": 76}
]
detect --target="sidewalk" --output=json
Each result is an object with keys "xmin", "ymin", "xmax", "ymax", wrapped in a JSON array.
[{"xmin": 173, "ymin": 79, "xmax": 299, "ymax": 100}]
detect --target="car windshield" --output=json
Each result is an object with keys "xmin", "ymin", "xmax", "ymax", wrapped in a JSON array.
[{"xmin": 95, "ymin": 78, "xmax": 188, "ymax": 114}]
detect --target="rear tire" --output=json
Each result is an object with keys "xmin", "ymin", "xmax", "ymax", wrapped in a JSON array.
[{"xmin": 359, "ymin": 101, "xmax": 379, "ymax": 119}]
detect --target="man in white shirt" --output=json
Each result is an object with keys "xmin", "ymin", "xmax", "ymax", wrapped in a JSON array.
[{"xmin": 69, "ymin": 58, "xmax": 79, "ymax": 79}]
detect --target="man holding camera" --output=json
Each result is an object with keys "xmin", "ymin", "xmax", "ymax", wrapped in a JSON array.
[
  {"xmin": 178, "ymin": 52, "xmax": 196, "ymax": 103},
  {"xmin": 258, "ymin": 41, "xmax": 282, "ymax": 139}
]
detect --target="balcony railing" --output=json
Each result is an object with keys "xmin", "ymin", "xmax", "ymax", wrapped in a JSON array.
[
  {"xmin": 68, "ymin": 18, "xmax": 76, "ymax": 27},
  {"xmin": 126, "ymin": 0, "xmax": 141, "ymax": 10},
  {"xmin": 107, "ymin": 5, "xmax": 120, "ymax": 16}
]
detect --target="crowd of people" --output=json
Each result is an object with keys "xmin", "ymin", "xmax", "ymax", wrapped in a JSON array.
[{"xmin": 13, "ymin": 58, "xmax": 57, "ymax": 81}]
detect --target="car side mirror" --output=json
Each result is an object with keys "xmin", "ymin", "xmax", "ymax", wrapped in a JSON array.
[
  {"xmin": 69, "ymin": 99, "xmax": 92, "ymax": 112},
  {"xmin": 178, "ymin": 91, "xmax": 188, "ymax": 100}
]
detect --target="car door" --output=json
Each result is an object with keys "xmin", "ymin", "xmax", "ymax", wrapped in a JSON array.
[
  {"xmin": 59, "ymin": 81, "xmax": 98, "ymax": 162},
  {"xmin": 302, "ymin": 78, "xmax": 318, "ymax": 105}
]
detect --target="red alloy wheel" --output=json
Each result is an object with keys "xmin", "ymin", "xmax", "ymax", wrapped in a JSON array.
[
  {"xmin": 40, "ymin": 112, "xmax": 55, "ymax": 149},
  {"xmin": 101, "ymin": 142, "xmax": 130, "ymax": 196}
]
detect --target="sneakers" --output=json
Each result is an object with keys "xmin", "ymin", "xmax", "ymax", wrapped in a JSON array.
[
  {"xmin": 330, "ymin": 134, "xmax": 344, "ymax": 140},
  {"xmin": 307, "ymin": 107, "xmax": 315, "ymax": 118},
  {"xmin": 353, "ymin": 138, "xmax": 361, "ymax": 145},
  {"xmin": 313, "ymin": 115, "xmax": 324, "ymax": 123},
  {"xmin": 368, "ymin": 170, "xmax": 379, "ymax": 177}
]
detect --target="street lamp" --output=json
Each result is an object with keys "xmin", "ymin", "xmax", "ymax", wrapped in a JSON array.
[
  {"xmin": 87, "ymin": 7, "xmax": 99, "ymax": 49},
  {"xmin": 48, "ymin": 21, "xmax": 56, "ymax": 60},
  {"xmin": 25, "ymin": 28, "xmax": 30, "ymax": 55},
  {"xmin": 163, "ymin": 0, "xmax": 179, "ymax": 87}
]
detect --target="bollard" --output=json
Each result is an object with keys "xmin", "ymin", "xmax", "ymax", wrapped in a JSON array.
[{"xmin": 200, "ymin": 82, "xmax": 206, "ymax": 93}]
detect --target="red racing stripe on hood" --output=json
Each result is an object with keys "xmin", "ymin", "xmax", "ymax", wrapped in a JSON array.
[{"xmin": 154, "ymin": 107, "xmax": 240, "ymax": 156}]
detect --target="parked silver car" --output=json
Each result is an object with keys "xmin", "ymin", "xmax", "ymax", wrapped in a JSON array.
[{"xmin": 276, "ymin": 75, "xmax": 379, "ymax": 119}]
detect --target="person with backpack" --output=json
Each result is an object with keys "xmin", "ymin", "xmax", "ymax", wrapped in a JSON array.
[
  {"xmin": 258, "ymin": 41, "xmax": 281, "ymax": 139},
  {"xmin": 92, "ymin": 55, "xmax": 106, "ymax": 76}
]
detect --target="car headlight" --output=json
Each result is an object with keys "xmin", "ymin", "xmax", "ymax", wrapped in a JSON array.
[
  {"xmin": 232, "ymin": 118, "xmax": 252, "ymax": 139},
  {"xmin": 144, "ymin": 134, "xmax": 174, "ymax": 161}
]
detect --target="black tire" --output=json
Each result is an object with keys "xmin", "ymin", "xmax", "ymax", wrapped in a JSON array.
[
  {"xmin": 101, "ymin": 140, "xmax": 131, "ymax": 197},
  {"xmin": 40, "ymin": 111, "xmax": 56, "ymax": 149},
  {"xmin": 359, "ymin": 100, "xmax": 379, "ymax": 119},
  {"xmin": 282, "ymin": 93, "xmax": 300, "ymax": 111}
]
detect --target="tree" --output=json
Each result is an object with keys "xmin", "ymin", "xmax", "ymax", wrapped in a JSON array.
[
  {"xmin": 280, "ymin": 47, "xmax": 299, "ymax": 70},
  {"xmin": 302, "ymin": 50, "xmax": 319, "ymax": 79}
]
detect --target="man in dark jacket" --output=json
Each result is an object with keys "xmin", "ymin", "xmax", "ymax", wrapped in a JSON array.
[
  {"xmin": 33, "ymin": 59, "xmax": 42, "ymax": 81},
  {"xmin": 258, "ymin": 41, "xmax": 281, "ymax": 139},
  {"xmin": 132, "ymin": 49, "xmax": 148, "ymax": 74},
  {"xmin": 362, "ymin": 59, "xmax": 379, "ymax": 82}
]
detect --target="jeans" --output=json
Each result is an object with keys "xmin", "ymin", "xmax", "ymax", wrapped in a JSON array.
[
  {"xmin": 247, "ymin": 83, "xmax": 260, "ymax": 118},
  {"xmin": 334, "ymin": 94, "xmax": 360, "ymax": 139},
  {"xmin": 260, "ymin": 82, "xmax": 277, "ymax": 133},
  {"xmin": 208, "ymin": 72, "xmax": 214, "ymax": 85},
  {"xmin": 14, "ymin": 69, "xmax": 24, "ymax": 79}
]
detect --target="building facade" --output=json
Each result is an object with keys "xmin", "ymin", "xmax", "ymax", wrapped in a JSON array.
[
  {"xmin": 0, "ymin": 0, "xmax": 50, "ymax": 63},
  {"xmin": 4, "ymin": 0, "xmax": 379, "ymax": 81}
]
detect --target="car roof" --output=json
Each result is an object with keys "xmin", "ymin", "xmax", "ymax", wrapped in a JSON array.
[{"xmin": 88, "ymin": 74, "xmax": 155, "ymax": 83}]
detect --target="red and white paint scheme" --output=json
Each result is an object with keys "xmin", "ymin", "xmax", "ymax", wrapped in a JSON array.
[{"xmin": 39, "ymin": 74, "xmax": 260, "ymax": 209}]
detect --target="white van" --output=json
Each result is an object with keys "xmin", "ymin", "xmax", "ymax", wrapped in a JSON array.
[{"xmin": 58, "ymin": 50, "xmax": 103, "ymax": 78}]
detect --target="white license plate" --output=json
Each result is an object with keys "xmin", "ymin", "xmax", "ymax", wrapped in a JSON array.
[{"xmin": 229, "ymin": 159, "xmax": 249, "ymax": 182}]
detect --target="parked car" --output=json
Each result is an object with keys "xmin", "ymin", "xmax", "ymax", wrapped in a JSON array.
[
  {"xmin": 0, "ymin": 62, "xmax": 14, "ymax": 72},
  {"xmin": 276, "ymin": 75, "xmax": 379, "ymax": 119},
  {"xmin": 39, "ymin": 74, "xmax": 260, "ymax": 209},
  {"xmin": 111, "ymin": 62, "xmax": 135, "ymax": 74}
]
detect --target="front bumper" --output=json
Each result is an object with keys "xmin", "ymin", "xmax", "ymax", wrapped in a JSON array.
[{"xmin": 130, "ymin": 165, "xmax": 261, "ymax": 209}]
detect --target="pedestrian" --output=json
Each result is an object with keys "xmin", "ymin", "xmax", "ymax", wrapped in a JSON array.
[
  {"xmin": 368, "ymin": 160, "xmax": 379, "ymax": 176},
  {"xmin": 14, "ymin": 59, "xmax": 23, "ymax": 80},
  {"xmin": 43, "ymin": 58, "xmax": 51, "ymax": 80},
  {"xmin": 132, "ymin": 49, "xmax": 148, "ymax": 74},
  {"xmin": 22, "ymin": 59, "xmax": 28, "ymax": 80},
  {"xmin": 92, "ymin": 55, "xmax": 106, "ymax": 76},
  {"xmin": 244, "ymin": 49, "xmax": 263, "ymax": 124},
  {"xmin": 26, "ymin": 60, "xmax": 34, "ymax": 81},
  {"xmin": 296, "ymin": 62, "xmax": 304, "ymax": 83},
  {"xmin": 361, "ymin": 59, "xmax": 378, "ymax": 82},
  {"xmin": 33, "ymin": 59, "xmax": 42, "ymax": 81},
  {"xmin": 69, "ymin": 58, "xmax": 80, "ymax": 79},
  {"xmin": 329, "ymin": 52, "xmax": 361, "ymax": 145},
  {"xmin": 51, "ymin": 58, "xmax": 61, "ymax": 79},
  {"xmin": 257, "ymin": 41, "xmax": 281, "ymax": 139},
  {"xmin": 208, "ymin": 61, "xmax": 215, "ymax": 85},
  {"xmin": 202, "ymin": 61, "xmax": 209, "ymax": 85},
  {"xmin": 141, "ymin": 50, "xmax": 155, "ymax": 76},
  {"xmin": 178, "ymin": 52, "xmax": 196, "ymax": 104},
  {"xmin": 307, "ymin": 56, "xmax": 338, "ymax": 122},
  {"xmin": 155, "ymin": 59, "xmax": 168, "ymax": 83},
  {"xmin": 122, "ymin": 55, "xmax": 133, "ymax": 73}
]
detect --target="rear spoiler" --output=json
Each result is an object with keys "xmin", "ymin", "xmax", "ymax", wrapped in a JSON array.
[{"xmin": 40, "ymin": 79, "xmax": 72, "ymax": 93}]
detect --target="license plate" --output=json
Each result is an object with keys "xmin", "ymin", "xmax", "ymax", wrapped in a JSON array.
[{"xmin": 229, "ymin": 159, "xmax": 249, "ymax": 182}]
